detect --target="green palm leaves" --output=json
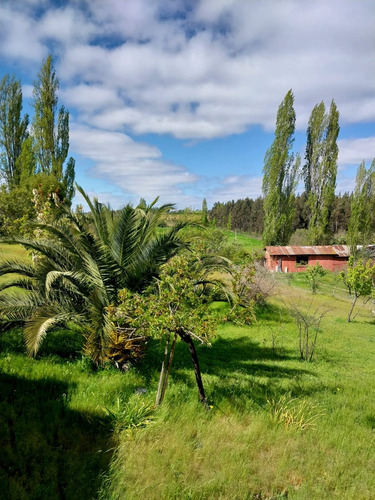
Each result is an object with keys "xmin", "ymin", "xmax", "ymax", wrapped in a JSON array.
[{"xmin": 0, "ymin": 186, "xmax": 187, "ymax": 362}]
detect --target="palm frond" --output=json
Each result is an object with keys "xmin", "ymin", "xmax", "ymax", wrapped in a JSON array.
[
  {"xmin": 0, "ymin": 259, "xmax": 36, "ymax": 278},
  {"xmin": 0, "ymin": 277, "xmax": 34, "ymax": 293},
  {"xmin": 25, "ymin": 308, "xmax": 82, "ymax": 357}
]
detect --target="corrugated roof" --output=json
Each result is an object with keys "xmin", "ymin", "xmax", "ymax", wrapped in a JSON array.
[{"xmin": 265, "ymin": 245, "xmax": 350, "ymax": 257}]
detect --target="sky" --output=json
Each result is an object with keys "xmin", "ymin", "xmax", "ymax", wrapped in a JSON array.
[{"xmin": 0, "ymin": 0, "xmax": 374, "ymax": 209}]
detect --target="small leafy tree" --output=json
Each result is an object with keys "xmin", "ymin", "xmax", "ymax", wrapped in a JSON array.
[
  {"xmin": 305, "ymin": 262, "xmax": 326, "ymax": 294},
  {"xmin": 226, "ymin": 264, "xmax": 256, "ymax": 324},
  {"xmin": 109, "ymin": 255, "xmax": 218, "ymax": 406},
  {"xmin": 340, "ymin": 257, "xmax": 375, "ymax": 322}
]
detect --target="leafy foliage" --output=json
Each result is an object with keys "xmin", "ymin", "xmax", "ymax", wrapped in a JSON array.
[
  {"xmin": 347, "ymin": 159, "xmax": 375, "ymax": 253},
  {"xmin": 0, "ymin": 186, "xmax": 187, "ymax": 363},
  {"xmin": 108, "ymin": 254, "xmax": 224, "ymax": 404},
  {"xmin": 304, "ymin": 100, "xmax": 340, "ymax": 244},
  {"xmin": 32, "ymin": 55, "xmax": 75, "ymax": 202},
  {"xmin": 340, "ymin": 256, "xmax": 375, "ymax": 322},
  {"xmin": 304, "ymin": 262, "xmax": 326, "ymax": 294},
  {"xmin": 262, "ymin": 89, "xmax": 300, "ymax": 245},
  {"xmin": 0, "ymin": 74, "xmax": 30, "ymax": 187}
]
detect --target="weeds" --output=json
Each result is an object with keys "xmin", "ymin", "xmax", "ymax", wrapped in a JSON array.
[
  {"xmin": 267, "ymin": 394, "xmax": 325, "ymax": 430},
  {"xmin": 104, "ymin": 395, "xmax": 155, "ymax": 433}
]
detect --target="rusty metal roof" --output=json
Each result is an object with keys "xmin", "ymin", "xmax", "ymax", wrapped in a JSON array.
[{"xmin": 265, "ymin": 245, "xmax": 350, "ymax": 257}]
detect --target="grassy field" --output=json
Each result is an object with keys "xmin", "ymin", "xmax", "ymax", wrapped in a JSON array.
[
  {"xmin": 223, "ymin": 229, "xmax": 263, "ymax": 253},
  {"xmin": 102, "ymin": 280, "xmax": 375, "ymax": 499},
  {"xmin": 1, "ymin": 246, "xmax": 375, "ymax": 499}
]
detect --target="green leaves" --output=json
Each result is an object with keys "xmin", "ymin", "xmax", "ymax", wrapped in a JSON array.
[
  {"xmin": 304, "ymin": 100, "xmax": 340, "ymax": 245},
  {"xmin": 347, "ymin": 159, "xmax": 375, "ymax": 253},
  {"xmin": 0, "ymin": 187, "xmax": 188, "ymax": 362},
  {"xmin": 305, "ymin": 262, "xmax": 326, "ymax": 294},
  {"xmin": 262, "ymin": 90, "xmax": 299, "ymax": 245},
  {"xmin": 32, "ymin": 55, "xmax": 75, "ymax": 202},
  {"xmin": 0, "ymin": 74, "xmax": 30, "ymax": 187},
  {"xmin": 340, "ymin": 256, "xmax": 375, "ymax": 321}
]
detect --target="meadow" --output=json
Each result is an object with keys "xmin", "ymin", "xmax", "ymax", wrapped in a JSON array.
[{"xmin": 0, "ymin": 242, "xmax": 374, "ymax": 499}]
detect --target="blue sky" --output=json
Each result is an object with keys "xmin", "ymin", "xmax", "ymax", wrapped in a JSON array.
[{"xmin": 0, "ymin": 0, "xmax": 374, "ymax": 209}]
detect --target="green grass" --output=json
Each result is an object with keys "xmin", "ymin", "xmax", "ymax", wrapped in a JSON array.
[
  {"xmin": 1, "ymin": 244, "xmax": 375, "ymax": 498},
  {"xmin": 101, "ymin": 282, "xmax": 375, "ymax": 500},
  {"xmin": 223, "ymin": 229, "xmax": 263, "ymax": 253},
  {"xmin": 0, "ymin": 244, "xmax": 29, "ymax": 262},
  {"xmin": 0, "ymin": 244, "xmax": 30, "ymax": 287}
]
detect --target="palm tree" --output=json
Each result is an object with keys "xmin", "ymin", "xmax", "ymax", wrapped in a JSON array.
[{"xmin": 0, "ymin": 186, "xmax": 187, "ymax": 363}]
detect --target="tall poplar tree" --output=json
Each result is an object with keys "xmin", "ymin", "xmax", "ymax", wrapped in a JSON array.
[
  {"xmin": 32, "ymin": 55, "xmax": 75, "ymax": 201},
  {"xmin": 0, "ymin": 75, "xmax": 30, "ymax": 187},
  {"xmin": 262, "ymin": 90, "xmax": 300, "ymax": 245},
  {"xmin": 303, "ymin": 100, "xmax": 339, "ymax": 244},
  {"xmin": 347, "ymin": 159, "xmax": 375, "ymax": 254}
]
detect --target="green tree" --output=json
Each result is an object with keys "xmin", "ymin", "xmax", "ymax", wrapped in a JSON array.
[
  {"xmin": 0, "ymin": 75, "xmax": 30, "ymax": 188},
  {"xmin": 305, "ymin": 262, "xmax": 326, "ymax": 294},
  {"xmin": 262, "ymin": 90, "xmax": 300, "ymax": 245},
  {"xmin": 340, "ymin": 257, "xmax": 375, "ymax": 322},
  {"xmin": 304, "ymin": 100, "xmax": 340, "ymax": 244},
  {"xmin": 32, "ymin": 55, "xmax": 75, "ymax": 201},
  {"xmin": 202, "ymin": 198, "xmax": 208, "ymax": 225},
  {"xmin": 0, "ymin": 186, "xmax": 188, "ymax": 363},
  {"xmin": 347, "ymin": 159, "xmax": 375, "ymax": 254},
  {"xmin": 109, "ymin": 255, "xmax": 219, "ymax": 406}
]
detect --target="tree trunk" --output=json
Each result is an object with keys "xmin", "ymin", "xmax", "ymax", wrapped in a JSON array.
[
  {"xmin": 179, "ymin": 330, "xmax": 207, "ymax": 406},
  {"xmin": 156, "ymin": 332, "xmax": 171, "ymax": 405},
  {"xmin": 348, "ymin": 294, "xmax": 358, "ymax": 322},
  {"xmin": 159, "ymin": 333, "xmax": 178, "ymax": 405}
]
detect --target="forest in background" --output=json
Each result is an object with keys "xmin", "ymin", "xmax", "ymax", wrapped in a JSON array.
[{"xmin": 209, "ymin": 192, "xmax": 351, "ymax": 242}]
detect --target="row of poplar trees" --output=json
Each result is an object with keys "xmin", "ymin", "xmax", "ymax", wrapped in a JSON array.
[
  {"xmin": 262, "ymin": 89, "xmax": 375, "ymax": 250},
  {"xmin": 0, "ymin": 55, "xmax": 75, "ymax": 233}
]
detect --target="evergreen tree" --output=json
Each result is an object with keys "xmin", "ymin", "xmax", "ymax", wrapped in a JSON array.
[
  {"xmin": 262, "ymin": 90, "xmax": 300, "ymax": 245},
  {"xmin": 32, "ymin": 55, "xmax": 75, "ymax": 201},
  {"xmin": 202, "ymin": 198, "xmax": 208, "ymax": 225},
  {"xmin": 304, "ymin": 100, "xmax": 339, "ymax": 244},
  {"xmin": 0, "ymin": 75, "xmax": 30, "ymax": 187},
  {"xmin": 347, "ymin": 159, "xmax": 375, "ymax": 253}
]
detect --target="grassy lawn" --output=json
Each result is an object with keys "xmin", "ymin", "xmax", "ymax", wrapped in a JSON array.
[{"xmin": 1, "ymin": 246, "xmax": 374, "ymax": 499}]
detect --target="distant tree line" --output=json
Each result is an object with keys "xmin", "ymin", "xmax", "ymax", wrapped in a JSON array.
[{"xmin": 209, "ymin": 192, "xmax": 351, "ymax": 239}]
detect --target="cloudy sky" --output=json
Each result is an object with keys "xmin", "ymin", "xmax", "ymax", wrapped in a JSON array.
[{"xmin": 1, "ymin": 0, "xmax": 374, "ymax": 209}]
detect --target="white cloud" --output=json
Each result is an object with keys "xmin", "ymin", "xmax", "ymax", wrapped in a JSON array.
[
  {"xmin": 1, "ymin": 0, "xmax": 374, "ymax": 207},
  {"xmin": 70, "ymin": 124, "xmax": 199, "ymax": 206},
  {"xmin": 338, "ymin": 137, "xmax": 375, "ymax": 166},
  {"xmin": 206, "ymin": 175, "xmax": 263, "ymax": 206},
  {"xmin": 1, "ymin": 0, "xmax": 371, "ymax": 138}
]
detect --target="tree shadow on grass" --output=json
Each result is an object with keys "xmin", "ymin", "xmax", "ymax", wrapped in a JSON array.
[
  {"xmin": 0, "ymin": 372, "xmax": 114, "ymax": 500},
  {"xmin": 0, "ymin": 327, "xmax": 85, "ymax": 360},
  {"xmin": 140, "ymin": 333, "xmax": 317, "ymax": 408}
]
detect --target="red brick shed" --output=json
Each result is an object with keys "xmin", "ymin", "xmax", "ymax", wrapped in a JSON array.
[{"xmin": 264, "ymin": 245, "xmax": 350, "ymax": 273}]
